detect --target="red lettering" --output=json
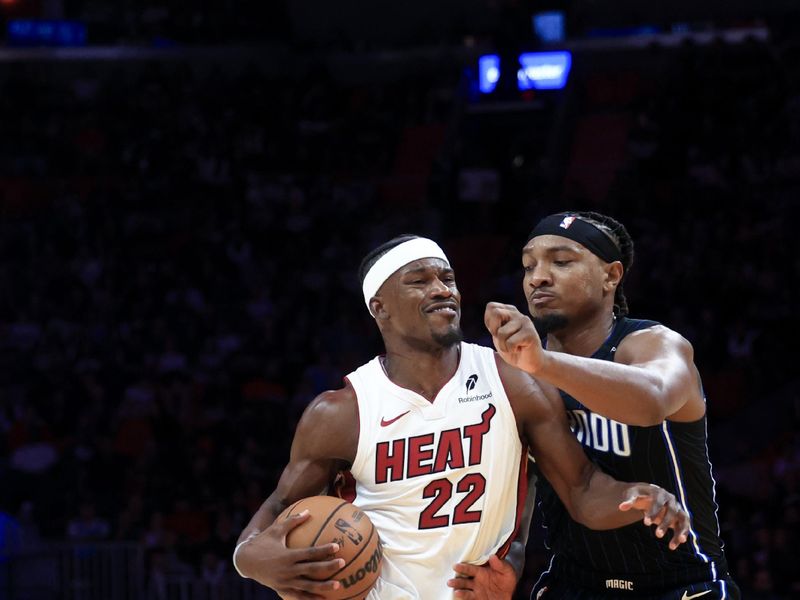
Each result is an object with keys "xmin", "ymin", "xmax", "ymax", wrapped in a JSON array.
[
  {"xmin": 407, "ymin": 434, "xmax": 435, "ymax": 478},
  {"xmin": 462, "ymin": 404, "xmax": 496, "ymax": 465},
  {"xmin": 453, "ymin": 473, "xmax": 485, "ymax": 523},
  {"xmin": 376, "ymin": 404, "xmax": 496, "ymax": 485},
  {"xmin": 375, "ymin": 439, "xmax": 405, "ymax": 483},
  {"xmin": 433, "ymin": 428, "xmax": 465, "ymax": 472},
  {"xmin": 419, "ymin": 479, "xmax": 452, "ymax": 529}
]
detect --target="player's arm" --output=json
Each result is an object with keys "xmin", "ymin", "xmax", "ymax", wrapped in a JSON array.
[
  {"xmin": 235, "ymin": 385, "xmax": 359, "ymax": 599},
  {"xmin": 500, "ymin": 357, "xmax": 689, "ymax": 545},
  {"xmin": 486, "ymin": 302, "xmax": 705, "ymax": 425}
]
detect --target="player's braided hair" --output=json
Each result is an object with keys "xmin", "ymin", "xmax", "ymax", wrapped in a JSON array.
[
  {"xmin": 575, "ymin": 212, "xmax": 634, "ymax": 316},
  {"xmin": 358, "ymin": 234, "xmax": 419, "ymax": 285}
]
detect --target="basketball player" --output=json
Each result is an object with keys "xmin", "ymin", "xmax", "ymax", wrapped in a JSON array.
[
  {"xmin": 233, "ymin": 235, "xmax": 691, "ymax": 600},
  {"xmin": 478, "ymin": 212, "xmax": 739, "ymax": 599}
]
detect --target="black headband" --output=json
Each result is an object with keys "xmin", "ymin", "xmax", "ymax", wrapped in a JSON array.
[{"xmin": 527, "ymin": 214, "xmax": 622, "ymax": 263}]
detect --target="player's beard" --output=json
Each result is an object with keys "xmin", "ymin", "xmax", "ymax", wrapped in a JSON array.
[
  {"xmin": 432, "ymin": 326, "xmax": 464, "ymax": 348},
  {"xmin": 532, "ymin": 313, "xmax": 569, "ymax": 335}
]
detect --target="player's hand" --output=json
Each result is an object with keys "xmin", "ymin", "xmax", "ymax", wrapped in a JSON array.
[
  {"xmin": 619, "ymin": 484, "xmax": 690, "ymax": 550},
  {"xmin": 485, "ymin": 302, "xmax": 546, "ymax": 374},
  {"xmin": 235, "ymin": 510, "xmax": 345, "ymax": 599},
  {"xmin": 447, "ymin": 555, "xmax": 517, "ymax": 600}
]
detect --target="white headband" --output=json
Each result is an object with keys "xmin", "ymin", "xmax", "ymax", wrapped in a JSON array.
[{"xmin": 362, "ymin": 238, "xmax": 450, "ymax": 313}]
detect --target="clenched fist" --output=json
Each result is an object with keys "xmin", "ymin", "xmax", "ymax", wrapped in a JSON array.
[{"xmin": 484, "ymin": 302, "xmax": 547, "ymax": 374}]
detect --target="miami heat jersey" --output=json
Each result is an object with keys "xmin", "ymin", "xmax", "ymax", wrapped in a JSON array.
[{"xmin": 345, "ymin": 342, "xmax": 527, "ymax": 600}]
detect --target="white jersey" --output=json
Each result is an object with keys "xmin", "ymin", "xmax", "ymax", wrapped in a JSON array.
[{"xmin": 345, "ymin": 342, "xmax": 527, "ymax": 600}]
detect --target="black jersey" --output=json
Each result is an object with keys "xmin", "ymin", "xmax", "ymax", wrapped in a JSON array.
[{"xmin": 534, "ymin": 317, "xmax": 728, "ymax": 594}]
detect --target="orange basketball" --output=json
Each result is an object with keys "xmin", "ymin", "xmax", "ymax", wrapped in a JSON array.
[{"xmin": 277, "ymin": 495, "xmax": 382, "ymax": 600}]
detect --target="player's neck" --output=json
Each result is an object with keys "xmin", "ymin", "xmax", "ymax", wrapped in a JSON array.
[
  {"xmin": 380, "ymin": 343, "xmax": 460, "ymax": 403},
  {"xmin": 546, "ymin": 311, "xmax": 616, "ymax": 358}
]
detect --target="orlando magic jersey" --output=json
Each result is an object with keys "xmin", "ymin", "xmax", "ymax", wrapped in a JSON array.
[
  {"xmin": 535, "ymin": 317, "xmax": 728, "ymax": 593},
  {"xmin": 345, "ymin": 342, "xmax": 528, "ymax": 600}
]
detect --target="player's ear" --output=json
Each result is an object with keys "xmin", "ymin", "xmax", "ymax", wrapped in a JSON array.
[
  {"xmin": 604, "ymin": 261, "xmax": 623, "ymax": 292},
  {"xmin": 370, "ymin": 296, "xmax": 389, "ymax": 320}
]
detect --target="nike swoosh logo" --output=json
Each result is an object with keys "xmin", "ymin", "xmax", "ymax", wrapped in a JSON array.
[
  {"xmin": 380, "ymin": 411, "xmax": 410, "ymax": 427},
  {"xmin": 681, "ymin": 590, "xmax": 712, "ymax": 600}
]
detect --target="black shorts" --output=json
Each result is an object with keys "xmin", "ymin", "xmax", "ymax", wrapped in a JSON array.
[{"xmin": 531, "ymin": 576, "xmax": 741, "ymax": 600}]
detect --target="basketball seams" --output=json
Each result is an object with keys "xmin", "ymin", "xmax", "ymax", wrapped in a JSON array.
[
  {"xmin": 281, "ymin": 498, "xmax": 306, "ymax": 519},
  {"xmin": 329, "ymin": 521, "xmax": 379, "ymax": 598},
  {"xmin": 329, "ymin": 517, "xmax": 375, "ymax": 579},
  {"xmin": 283, "ymin": 497, "xmax": 381, "ymax": 598},
  {"xmin": 338, "ymin": 588, "xmax": 372, "ymax": 600},
  {"xmin": 310, "ymin": 499, "xmax": 350, "ymax": 546}
]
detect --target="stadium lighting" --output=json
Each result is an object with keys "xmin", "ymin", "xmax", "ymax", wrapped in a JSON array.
[{"xmin": 478, "ymin": 51, "xmax": 572, "ymax": 94}]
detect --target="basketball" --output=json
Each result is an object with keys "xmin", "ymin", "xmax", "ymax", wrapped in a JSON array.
[{"xmin": 277, "ymin": 496, "xmax": 382, "ymax": 599}]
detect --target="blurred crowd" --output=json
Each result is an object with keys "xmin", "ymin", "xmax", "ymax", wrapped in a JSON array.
[{"xmin": 0, "ymin": 37, "xmax": 798, "ymax": 599}]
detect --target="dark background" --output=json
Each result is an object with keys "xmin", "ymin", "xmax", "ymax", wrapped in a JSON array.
[{"xmin": 0, "ymin": 1, "xmax": 798, "ymax": 599}]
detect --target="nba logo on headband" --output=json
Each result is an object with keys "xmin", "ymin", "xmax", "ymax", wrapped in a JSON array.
[
  {"xmin": 559, "ymin": 215, "xmax": 577, "ymax": 229},
  {"xmin": 529, "ymin": 213, "xmax": 623, "ymax": 264}
]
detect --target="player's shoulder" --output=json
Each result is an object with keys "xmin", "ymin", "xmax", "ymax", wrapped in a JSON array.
[
  {"xmin": 303, "ymin": 381, "xmax": 359, "ymax": 427},
  {"xmin": 622, "ymin": 321, "xmax": 692, "ymax": 346},
  {"xmin": 295, "ymin": 382, "xmax": 360, "ymax": 462},
  {"xmin": 461, "ymin": 340, "xmax": 495, "ymax": 357},
  {"xmin": 492, "ymin": 350, "xmax": 526, "ymax": 389},
  {"xmin": 493, "ymin": 352, "xmax": 560, "ymax": 417},
  {"xmin": 617, "ymin": 321, "xmax": 694, "ymax": 360}
]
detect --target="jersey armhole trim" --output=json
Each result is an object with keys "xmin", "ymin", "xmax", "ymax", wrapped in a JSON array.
[
  {"xmin": 496, "ymin": 446, "xmax": 529, "ymax": 560},
  {"xmin": 344, "ymin": 374, "xmax": 366, "ymax": 478}
]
